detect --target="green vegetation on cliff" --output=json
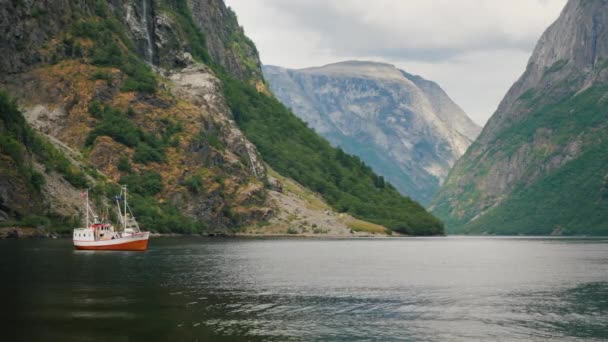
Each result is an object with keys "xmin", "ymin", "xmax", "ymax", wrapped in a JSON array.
[
  {"xmin": 0, "ymin": 92, "xmax": 88, "ymax": 189},
  {"xmin": 1, "ymin": 91, "xmax": 205, "ymax": 234},
  {"xmin": 221, "ymin": 76, "xmax": 443, "ymax": 235},
  {"xmin": 0, "ymin": 91, "xmax": 86, "ymax": 230},
  {"xmin": 431, "ymin": 0, "xmax": 608, "ymax": 236},
  {"xmin": 436, "ymin": 84, "xmax": 608, "ymax": 235}
]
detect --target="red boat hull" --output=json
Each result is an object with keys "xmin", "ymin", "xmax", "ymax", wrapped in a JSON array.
[{"xmin": 74, "ymin": 238, "xmax": 149, "ymax": 251}]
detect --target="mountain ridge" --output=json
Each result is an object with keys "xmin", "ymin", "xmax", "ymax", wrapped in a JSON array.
[
  {"xmin": 431, "ymin": 0, "xmax": 608, "ymax": 235},
  {"xmin": 263, "ymin": 61, "xmax": 480, "ymax": 204}
]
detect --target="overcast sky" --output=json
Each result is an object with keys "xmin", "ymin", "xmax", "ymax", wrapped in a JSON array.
[{"xmin": 224, "ymin": 0, "xmax": 568, "ymax": 126}]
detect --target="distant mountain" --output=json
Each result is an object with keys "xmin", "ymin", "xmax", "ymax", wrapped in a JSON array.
[
  {"xmin": 263, "ymin": 61, "xmax": 481, "ymax": 204},
  {"xmin": 431, "ymin": 0, "xmax": 608, "ymax": 235}
]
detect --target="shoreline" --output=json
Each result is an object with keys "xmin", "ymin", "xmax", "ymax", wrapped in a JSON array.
[
  {"xmin": 0, "ymin": 227, "xmax": 417, "ymax": 239},
  {"xmin": 1, "ymin": 227, "xmax": 602, "ymax": 240}
]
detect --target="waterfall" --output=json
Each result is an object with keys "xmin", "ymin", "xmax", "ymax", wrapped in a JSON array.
[{"xmin": 141, "ymin": 0, "xmax": 154, "ymax": 63}]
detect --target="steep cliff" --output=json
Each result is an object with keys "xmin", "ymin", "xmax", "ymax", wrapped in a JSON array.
[
  {"xmin": 263, "ymin": 61, "xmax": 480, "ymax": 204},
  {"xmin": 0, "ymin": 0, "xmax": 272, "ymax": 232},
  {"xmin": 186, "ymin": 0, "xmax": 262, "ymax": 82},
  {"xmin": 0, "ymin": 0, "xmax": 443, "ymax": 235},
  {"xmin": 431, "ymin": 0, "xmax": 608, "ymax": 235}
]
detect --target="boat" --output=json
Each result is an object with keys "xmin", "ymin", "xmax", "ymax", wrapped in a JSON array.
[{"xmin": 73, "ymin": 185, "xmax": 149, "ymax": 251}]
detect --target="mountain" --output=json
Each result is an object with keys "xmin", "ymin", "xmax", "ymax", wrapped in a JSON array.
[
  {"xmin": 263, "ymin": 61, "xmax": 480, "ymax": 204},
  {"xmin": 431, "ymin": 0, "xmax": 608, "ymax": 235},
  {"xmin": 0, "ymin": 0, "xmax": 442, "ymax": 235}
]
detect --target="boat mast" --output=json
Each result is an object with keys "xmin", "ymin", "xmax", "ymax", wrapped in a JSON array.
[
  {"xmin": 85, "ymin": 188, "xmax": 89, "ymax": 227},
  {"xmin": 123, "ymin": 185, "xmax": 127, "ymax": 230}
]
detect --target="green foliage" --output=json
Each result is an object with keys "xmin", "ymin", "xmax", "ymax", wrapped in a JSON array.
[
  {"xmin": 117, "ymin": 155, "xmax": 131, "ymax": 173},
  {"xmin": 0, "ymin": 135, "xmax": 24, "ymax": 165},
  {"xmin": 125, "ymin": 193, "xmax": 205, "ymax": 234},
  {"xmin": 86, "ymin": 105, "xmax": 142, "ymax": 147},
  {"xmin": 21, "ymin": 215, "xmax": 51, "ymax": 227},
  {"xmin": 0, "ymin": 91, "xmax": 88, "ymax": 189},
  {"xmin": 161, "ymin": 0, "xmax": 211, "ymax": 63},
  {"xmin": 120, "ymin": 171, "xmax": 163, "ymax": 197},
  {"xmin": 71, "ymin": 14, "xmax": 157, "ymax": 93},
  {"xmin": 30, "ymin": 7, "xmax": 48, "ymax": 18},
  {"xmin": 88, "ymin": 100, "xmax": 104, "ymax": 118},
  {"xmin": 182, "ymin": 175, "xmax": 203, "ymax": 193},
  {"xmin": 133, "ymin": 143, "xmax": 166, "ymax": 164},
  {"xmin": 0, "ymin": 214, "xmax": 81, "ymax": 234},
  {"xmin": 0, "ymin": 92, "xmax": 29, "ymax": 140},
  {"xmin": 313, "ymin": 227, "xmax": 328, "ymax": 234},
  {"xmin": 159, "ymin": 118, "xmax": 183, "ymax": 145},
  {"xmin": 87, "ymin": 104, "xmax": 167, "ymax": 164},
  {"xmin": 120, "ymin": 55, "xmax": 158, "ymax": 93},
  {"xmin": 463, "ymin": 139, "xmax": 608, "ymax": 236},
  {"xmin": 90, "ymin": 70, "xmax": 113, "ymax": 81},
  {"xmin": 440, "ymin": 83, "xmax": 608, "ymax": 235},
  {"xmin": 201, "ymin": 130, "xmax": 224, "ymax": 150},
  {"xmin": 220, "ymin": 76, "xmax": 443, "ymax": 235}
]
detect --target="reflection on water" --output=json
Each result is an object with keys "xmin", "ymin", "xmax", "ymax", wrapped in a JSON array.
[{"xmin": 1, "ymin": 237, "xmax": 607, "ymax": 341}]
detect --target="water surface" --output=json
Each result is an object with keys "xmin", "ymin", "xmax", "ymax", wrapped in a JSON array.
[{"xmin": 1, "ymin": 236, "xmax": 607, "ymax": 341}]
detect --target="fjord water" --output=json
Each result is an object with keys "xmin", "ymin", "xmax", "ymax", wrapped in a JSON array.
[{"xmin": 1, "ymin": 237, "xmax": 607, "ymax": 341}]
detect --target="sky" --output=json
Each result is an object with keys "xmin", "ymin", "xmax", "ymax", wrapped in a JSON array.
[{"xmin": 224, "ymin": 0, "xmax": 568, "ymax": 126}]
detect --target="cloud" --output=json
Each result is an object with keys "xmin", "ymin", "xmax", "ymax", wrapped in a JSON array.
[{"xmin": 225, "ymin": 0, "xmax": 567, "ymax": 124}]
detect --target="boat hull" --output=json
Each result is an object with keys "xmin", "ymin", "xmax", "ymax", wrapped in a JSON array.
[{"xmin": 74, "ymin": 233, "xmax": 149, "ymax": 251}]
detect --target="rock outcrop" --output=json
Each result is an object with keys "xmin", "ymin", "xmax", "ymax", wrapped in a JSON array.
[
  {"xmin": 263, "ymin": 61, "xmax": 480, "ymax": 204},
  {"xmin": 431, "ymin": 0, "xmax": 608, "ymax": 235},
  {"xmin": 0, "ymin": 0, "xmax": 270, "ymax": 230},
  {"xmin": 186, "ymin": 0, "xmax": 263, "ymax": 82}
]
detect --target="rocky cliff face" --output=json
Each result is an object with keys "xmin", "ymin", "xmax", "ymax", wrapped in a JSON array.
[
  {"xmin": 0, "ymin": 0, "xmax": 270, "ymax": 230},
  {"xmin": 0, "ymin": 0, "xmax": 263, "ymax": 78},
  {"xmin": 431, "ymin": 0, "xmax": 608, "ymax": 235},
  {"xmin": 263, "ymin": 61, "xmax": 480, "ymax": 204},
  {"xmin": 186, "ymin": 0, "xmax": 263, "ymax": 82}
]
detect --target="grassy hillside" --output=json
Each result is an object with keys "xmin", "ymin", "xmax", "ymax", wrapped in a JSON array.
[
  {"xmin": 462, "ymin": 139, "xmax": 608, "ymax": 235},
  {"xmin": 433, "ymin": 83, "xmax": 608, "ymax": 235},
  {"xmin": 221, "ymin": 76, "xmax": 444, "ymax": 235}
]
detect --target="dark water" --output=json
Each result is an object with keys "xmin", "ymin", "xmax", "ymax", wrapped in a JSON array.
[{"xmin": 1, "ymin": 237, "xmax": 607, "ymax": 341}]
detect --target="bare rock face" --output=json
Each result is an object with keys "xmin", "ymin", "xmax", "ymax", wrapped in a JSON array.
[
  {"xmin": 0, "ymin": 0, "xmax": 272, "ymax": 230},
  {"xmin": 480, "ymin": 0, "xmax": 608, "ymax": 145},
  {"xmin": 186, "ymin": 0, "xmax": 263, "ymax": 82},
  {"xmin": 0, "ymin": 0, "xmax": 74, "ymax": 74},
  {"xmin": 168, "ymin": 64, "xmax": 266, "ymax": 179},
  {"xmin": 431, "ymin": 0, "xmax": 608, "ymax": 235},
  {"xmin": 263, "ymin": 61, "xmax": 480, "ymax": 204}
]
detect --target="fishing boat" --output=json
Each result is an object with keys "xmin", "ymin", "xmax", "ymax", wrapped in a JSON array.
[{"xmin": 73, "ymin": 185, "xmax": 149, "ymax": 251}]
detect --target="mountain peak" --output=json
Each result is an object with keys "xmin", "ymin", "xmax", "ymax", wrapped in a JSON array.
[
  {"xmin": 298, "ymin": 60, "xmax": 404, "ymax": 80},
  {"xmin": 263, "ymin": 62, "xmax": 480, "ymax": 203},
  {"xmin": 479, "ymin": 0, "xmax": 608, "ymax": 144},
  {"xmin": 432, "ymin": 0, "xmax": 608, "ymax": 236},
  {"xmin": 531, "ymin": 0, "xmax": 608, "ymax": 73}
]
